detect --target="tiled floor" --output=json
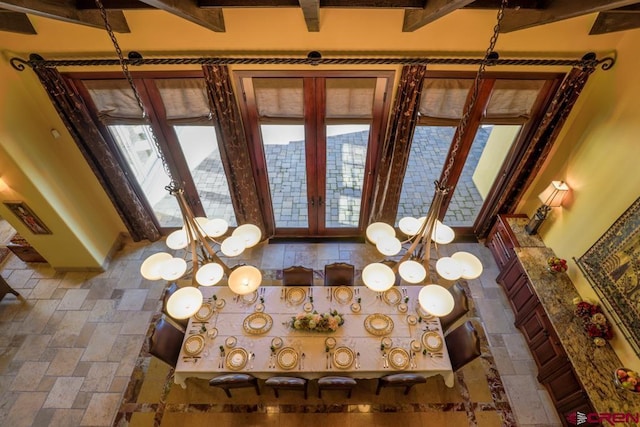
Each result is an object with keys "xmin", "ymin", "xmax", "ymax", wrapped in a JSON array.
[{"xmin": 0, "ymin": 237, "xmax": 562, "ymax": 426}]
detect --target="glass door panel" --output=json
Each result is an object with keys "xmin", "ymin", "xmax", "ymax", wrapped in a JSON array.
[
  {"xmin": 395, "ymin": 126, "xmax": 455, "ymax": 225},
  {"xmin": 443, "ymin": 124, "xmax": 522, "ymax": 226},
  {"xmin": 107, "ymin": 124, "xmax": 180, "ymax": 227},
  {"xmin": 325, "ymin": 124, "xmax": 369, "ymax": 228},
  {"xmin": 260, "ymin": 124, "xmax": 308, "ymax": 228},
  {"xmin": 173, "ymin": 126, "xmax": 236, "ymax": 226}
]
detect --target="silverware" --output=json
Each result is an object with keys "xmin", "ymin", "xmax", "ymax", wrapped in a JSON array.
[
  {"xmin": 356, "ymin": 352, "xmax": 361, "ymax": 369},
  {"xmin": 325, "ymin": 353, "xmax": 329, "ymax": 369},
  {"xmin": 300, "ymin": 353, "xmax": 305, "ymax": 370},
  {"xmin": 382, "ymin": 352, "xmax": 388, "ymax": 369},
  {"xmin": 329, "ymin": 352, "xmax": 333, "ymax": 369},
  {"xmin": 281, "ymin": 288, "xmax": 285, "ymax": 300}
]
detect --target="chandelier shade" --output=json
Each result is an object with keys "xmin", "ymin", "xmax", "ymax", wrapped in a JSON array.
[
  {"xmin": 195, "ymin": 262, "xmax": 225, "ymax": 286},
  {"xmin": 398, "ymin": 260, "xmax": 427, "ymax": 284},
  {"xmin": 366, "ymin": 222, "xmax": 396, "ymax": 244},
  {"xmin": 220, "ymin": 235, "xmax": 247, "ymax": 257},
  {"xmin": 203, "ymin": 218, "xmax": 229, "ymax": 238},
  {"xmin": 166, "ymin": 229, "xmax": 188, "ymax": 250},
  {"xmin": 451, "ymin": 251, "xmax": 483, "ymax": 279},
  {"xmin": 232, "ymin": 224, "xmax": 262, "ymax": 248},
  {"xmin": 140, "ymin": 252, "xmax": 172, "ymax": 280},
  {"xmin": 418, "ymin": 285, "xmax": 455, "ymax": 317},
  {"xmin": 362, "ymin": 263, "xmax": 396, "ymax": 292},
  {"xmin": 228, "ymin": 265, "xmax": 262, "ymax": 295},
  {"xmin": 160, "ymin": 257, "xmax": 188, "ymax": 281},
  {"xmin": 166, "ymin": 286, "xmax": 204, "ymax": 320}
]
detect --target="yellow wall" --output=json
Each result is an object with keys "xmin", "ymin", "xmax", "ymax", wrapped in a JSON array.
[
  {"xmin": 518, "ymin": 29, "xmax": 640, "ymax": 370},
  {"xmin": 473, "ymin": 125, "xmax": 521, "ymax": 199}
]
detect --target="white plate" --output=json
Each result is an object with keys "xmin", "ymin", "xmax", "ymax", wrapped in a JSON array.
[
  {"xmin": 383, "ymin": 287, "xmax": 402, "ymax": 305},
  {"xmin": 333, "ymin": 347, "xmax": 354, "ymax": 369},
  {"xmin": 271, "ymin": 337, "xmax": 283, "ymax": 349},
  {"xmin": 407, "ymin": 315, "xmax": 418, "ymax": 325},
  {"xmin": 388, "ymin": 347, "xmax": 410, "ymax": 370},
  {"xmin": 277, "ymin": 347, "xmax": 298, "ymax": 370},
  {"xmin": 303, "ymin": 302, "xmax": 314, "ymax": 312},
  {"xmin": 287, "ymin": 288, "xmax": 306, "ymax": 305},
  {"xmin": 194, "ymin": 303, "xmax": 214, "ymax": 321},
  {"xmin": 364, "ymin": 314, "xmax": 394, "ymax": 336},
  {"xmin": 421, "ymin": 331, "xmax": 443, "ymax": 352},
  {"xmin": 183, "ymin": 334, "xmax": 205, "ymax": 356},
  {"xmin": 225, "ymin": 348, "xmax": 248, "ymax": 370},
  {"xmin": 334, "ymin": 286, "xmax": 353, "ymax": 304},
  {"xmin": 242, "ymin": 313, "xmax": 273, "ymax": 335},
  {"xmin": 225, "ymin": 336, "xmax": 237, "ymax": 348}
]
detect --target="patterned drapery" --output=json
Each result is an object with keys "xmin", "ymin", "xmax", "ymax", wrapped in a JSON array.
[
  {"xmin": 32, "ymin": 66, "xmax": 161, "ymax": 242},
  {"xmin": 369, "ymin": 65, "xmax": 427, "ymax": 224},
  {"xmin": 475, "ymin": 67, "xmax": 594, "ymax": 237},
  {"xmin": 202, "ymin": 65, "xmax": 267, "ymax": 235}
]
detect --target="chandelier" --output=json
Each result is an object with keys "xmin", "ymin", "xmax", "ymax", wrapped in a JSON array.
[
  {"xmin": 363, "ymin": 0, "xmax": 508, "ymax": 316},
  {"xmin": 94, "ymin": 0, "xmax": 263, "ymax": 320}
]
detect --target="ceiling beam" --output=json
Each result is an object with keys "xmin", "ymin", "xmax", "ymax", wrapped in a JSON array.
[
  {"xmin": 464, "ymin": 0, "xmax": 542, "ymax": 9},
  {"xmin": 0, "ymin": 10, "xmax": 36, "ymax": 34},
  {"xmin": 198, "ymin": 0, "xmax": 424, "ymax": 7},
  {"xmin": 403, "ymin": 0, "xmax": 476, "ymax": 32},
  {"xmin": 499, "ymin": 0, "xmax": 640, "ymax": 33},
  {"xmin": 298, "ymin": 0, "xmax": 319, "ymax": 31},
  {"xmin": 75, "ymin": 0, "xmax": 150, "ymax": 9},
  {"xmin": 590, "ymin": 9, "xmax": 640, "ymax": 34},
  {"xmin": 137, "ymin": 0, "xmax": 225, "ymax": 31},
  {"xmin": 0, "ymin": 0, "xmax": 130, "ymax": 32}
]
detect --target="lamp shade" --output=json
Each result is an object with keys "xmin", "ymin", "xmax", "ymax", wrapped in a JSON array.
[
  {"xmin": 432, "ymin": 220, "xmax": 455, "ymax": 245},
  {"xmin": 166, "ymin": 229, "xmax": 188, "ymax": 250},
  {"xmin": 418, "ymin": 285, "xmax": 455, "ymax": 317},
  {"xmin": 538, "ymin": 181, "xmax": 569, "ymax": 207},
  {"xmin": 160, "ymin": 257, "xmax": 188, "ymax": 281},
  {"xmin": 195, "ymin": 262, "xmax": 225, "ymax": 286},
  {"xmin": 232, "ymin": 224, "xmax": 262, "ymax": 248},
  {"xmin": 140, "ymin": 252, "xmax": 172, "ymax": 280},
  {"xmin": 451, "ymin": 251, "xmax": 483, "ymax": 280},
  {"xmin": 203, "ymin": 218, "xmax": 228, "ymax": 238},
  {"xmin": 398, "ymin": 260, "xmax": 427, "ymax": 284},
  {"xmin": 362, "ymin": 263, "xmax": 396, "ymax": 292},
  {"xmin": 220, "ymin": 235, "xmax": 246, "ymax": 257},
  {"xmin": 166, "ymin": 286, "xmax": 203, "ymax": 319},
  {"xmin": 366, "ymin": 222, "xmax": 395, "ymax": 244},
  {"xmin": 228, "ymin": 265, "xmax": 262, "ymax": 295},
  {"xmin": 398, "ymin": 216, "xmax": 421, "ymax": 236},
  {"xmin": 435, "ymin": 257, "xmax": 463, "ymax": 280},
  {"xmin": 376, "ymin": 236, "xmax": 402, "ymax": 256}
]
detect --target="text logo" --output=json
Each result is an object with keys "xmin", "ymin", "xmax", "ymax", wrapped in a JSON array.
[{"xmin": 566, "ymin": 412, "xmax": 640, "ymax": 425}]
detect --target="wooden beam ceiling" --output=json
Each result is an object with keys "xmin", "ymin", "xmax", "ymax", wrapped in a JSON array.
[
  {"xmin": 0, "ymin": 10, "xmax": 36, "ymax": 34},
  {"xmin": 2, "ymin": 0, "xmax": 640, "ymax": 36},
  {"xmin": 590, "ymin": 4, "xmax": 640, "ymax": 35},
  {"xmin": 403, "ymin": 0, "xmax": 476, "ymax": 32},
  {"xmin": 499, "ymin": 0, "xmax": 640, "ymax": 33},
  {"xmin": 0, "ymin": 0, "xmax": 130, "ymax": 32},
  {"xmin": 136, "ymin": 0, "xmax": 225, "ymax": 31}
]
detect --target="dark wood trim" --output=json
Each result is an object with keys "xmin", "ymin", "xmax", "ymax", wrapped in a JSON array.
[
  {"xmin": 136, "ymin": 0, "xmax": 225, "ymax": 32},
  {"xmin": 0, "ymin": 11, "xmax": 36, "ymax": 34},
  {"xmin": 298, "ymin": 0, "xmax": 319, "ymax": 31},
  {"xmin": 403, "ymin": 0, "xmax": 476, "ymax": 32}
]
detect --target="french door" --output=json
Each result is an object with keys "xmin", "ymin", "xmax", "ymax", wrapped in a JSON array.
[{"xmin": 237, "ymin": 71, "xmax": 393, "ymax": 237}]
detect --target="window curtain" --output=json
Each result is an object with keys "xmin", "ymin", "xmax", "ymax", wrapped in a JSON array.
[
  {"xmin": 475, "ymin": 66, "xmax": 595, "ymax": 237},
  {"xmin": 369, "ymin": 65, "xmax": 427, "ymax": 224},
  {"xmin": 202, "ymin": 65, "xmax": 266, "ymax": 235},
  {"xmin": 31, "ymin": 66, "xmax": 161, "ymax": 242}
]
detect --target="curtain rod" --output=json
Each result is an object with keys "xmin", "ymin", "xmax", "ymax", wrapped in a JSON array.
[{"xmin": 10, "ymin": 51, "xmax": 615, "ymax": 72}]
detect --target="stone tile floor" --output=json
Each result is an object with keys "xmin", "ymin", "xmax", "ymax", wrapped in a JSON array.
[{"xmin": 0, "ymin": 237, "xmax": 562, "ymax": 426}]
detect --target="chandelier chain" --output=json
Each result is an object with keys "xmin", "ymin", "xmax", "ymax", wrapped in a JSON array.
[
  {"xmin": 94, "ymin": 0, "xmax": 176, "ymax": 187},
  {"xmin": 441, "ymin": 0, "xmax": 508, "ymax": 188}
]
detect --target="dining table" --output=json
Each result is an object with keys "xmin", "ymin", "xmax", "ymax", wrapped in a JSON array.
[{"xmin": 174, "ymin": 284, "xmax": 454, "ymax": 389}]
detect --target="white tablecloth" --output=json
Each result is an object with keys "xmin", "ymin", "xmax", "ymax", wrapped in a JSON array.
[{"xmin": 174, "ymin": 285, "xmax": 453, "ymax": 388}]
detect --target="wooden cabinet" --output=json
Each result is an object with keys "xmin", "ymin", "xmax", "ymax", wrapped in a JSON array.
[
  {"xmin": 486, "ymin": 214, "xmax": 525, "ymax": 270},
  {"xmin": 497, "ymin": 257, "xmax": 538, "ymax": 326}
]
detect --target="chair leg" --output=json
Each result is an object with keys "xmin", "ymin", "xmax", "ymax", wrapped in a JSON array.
[
  {"xmin": 318, "ymin": 389, "xmax": 323, "ymax": 399},
  {"xmin": 273, "ymin": 388, "xmax": 279, "ymax": 398},
  {"xmin": 403, "ymin": 385, "xmax": 412, "ymax": 395},
  {"xmin": 303, "ymin": 383, "xmax": 308, "ymax": 400},
  {"xmin": 253, "ymin": 382, "xmax": 261, "ymax": 396},
  {"xmin": 223, "ymin": 387, "xmax": 232, "ymax": 398},
  {"xmin": 375, "ymin": 381, "xmax": 382, "ymax": 395},
  {"xmin": 347, "ymin": 388, "xmax": 352, "ymax": 399}
]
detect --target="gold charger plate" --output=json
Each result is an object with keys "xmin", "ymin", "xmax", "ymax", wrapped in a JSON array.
[
  {"xmin": 194, "ymin": 303, "xmax": 214, "ymax": 321},
  {"xmin": 183, "ymin": 334, "xmax": 205, "ymax": 356},
  {"xmin": 333, "ymin": 346, "xmax": 355, "ymax": 369},
  {"xmin": 383, "ymin": 287, "xmax": 402, "ymax": 305},
  {"xmin": 242, "ymin": 291, "xmax": 258, "ymax": 304},
  {"xmin": 277, "ymin": 347, "xmax": 298, "ymax": 370},
  {"xmin": 333, "ymin": 286, "xmax": 353, "ymax": 304},
  {"xmin": 286, "ymin": 288, "xmax": 306, "ymax": 305},
  {"xmin": 421, "ymin": 331, "xmax": 443, "ymax": 352},
  {"xmin": 226, "ymin": 348, "xmax": 249, "ymax": 370},
  {"xmin": 242, "ymin": 312, "xmax": 273, "ymax": 335},
  {"xmin": 364, "ymin": 313, "xmax": 394, "ymax": 336},
  {"xmin": 388, "ymin": 347, "xmax": 410, "ymax": 370}
]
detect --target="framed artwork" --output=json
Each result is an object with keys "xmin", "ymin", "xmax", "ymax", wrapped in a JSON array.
[
  {"xmin": 3, "ymin": 201, "xmax": 52, "ymax": 235},
  {"xmin": 575, "ymin": 197, "xmax": 640, "ymax": 357}
]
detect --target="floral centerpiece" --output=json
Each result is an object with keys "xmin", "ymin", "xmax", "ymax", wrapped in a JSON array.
[
  {"xmin": 573, "ymin": 298, "xmax": 613, "ymax": 346},
  {"xmin": 289, "ymin": 310, "xmax": 344, "ymax": 332},
  {"xmin": 547, "ymin": 256, "xmax": 568, "ymax": 273}
]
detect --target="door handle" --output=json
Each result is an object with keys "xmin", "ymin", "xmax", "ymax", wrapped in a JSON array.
[
  {"xmin": 318, "ymin": 196, "xmax": 323, "ymax": 206},
  {"xmin": 309, "ymin": 197, "xmax": 315, "ymax": 206}
]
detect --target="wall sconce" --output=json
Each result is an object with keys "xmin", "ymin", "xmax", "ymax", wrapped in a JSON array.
[{"xmin": 525, "ymin": 180, "xmax": 570, "ymax": 235}]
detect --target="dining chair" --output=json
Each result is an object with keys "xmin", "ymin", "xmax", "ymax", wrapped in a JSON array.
[
  {"xmin": 161, "ymin": 282, "xmax": 189, "ymax": 331},
  {"xmin": 148, "ymin": 316, "xmax": 185, "ymax": 368},
  {"xmin": 265, "ymin": 376, "xmax": 308, "ymax": 399},
  {"xmin": 381, "ymin": 259, "xmax": 402, "ymax": 287},
  {"xmin": 209, "ymin": 373, "xmax": 260, "ymax": 398},
  {"xmin": 324, "ymin": 262, "xmax": 355, "ymax": 287},
  {"xmin": 439, "ymin": 282, "xmax": 470, "ymax": 333},
  {"xmin": 317, "ymin": 376, "xmax": 357, "ymax": 398},
  {"xmin": 282, "ymin": 265, "xmax": 314, "ymax": 287},
  {"xmin": 445, "ymin": 320, "xmax": 482, "ymax": 372},
  {"xmin": 375, "ymin": 373, "xmax": 426, "ymax": 395}
]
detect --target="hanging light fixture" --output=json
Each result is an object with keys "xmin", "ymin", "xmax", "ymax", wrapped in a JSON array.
[
  {"xmin": 94, "ymin": 0, "xmax": 262, "ymax": 319},
  {"xmin": 363, "ymin": 0, "xmax": 509, "ymax": 316}
]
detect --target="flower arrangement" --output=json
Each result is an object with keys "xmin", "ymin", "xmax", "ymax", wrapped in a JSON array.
[
  {"xmin": 547, "ymin": 256, "xmax": 568, "ymax": 273},
  {"xmin": 573, "ymin": 299, "xmax": 613, "ymax": 345},
  {"xmin": 289, "ymin": 310, "xmax": 344, "ymax": 332}
]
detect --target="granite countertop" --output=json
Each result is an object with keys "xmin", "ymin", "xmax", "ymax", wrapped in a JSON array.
[
  {"xmin": 516, "ymin": 247, "xmax": 640, "ymax": 413},
  {"xmin": 504, "ymin": 216, "xmax": 546, "ymax": 248}
]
